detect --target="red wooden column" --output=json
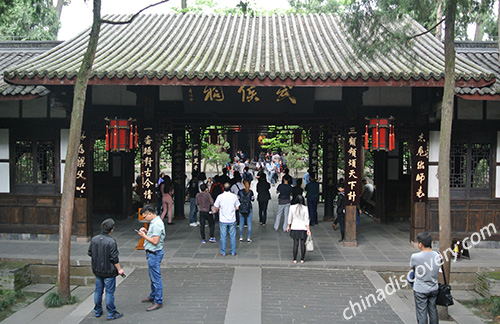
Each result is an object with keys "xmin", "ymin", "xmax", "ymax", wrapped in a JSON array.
[{"xmin": 344, "ymin": 126, "xmax": 361, "ymax": 247}]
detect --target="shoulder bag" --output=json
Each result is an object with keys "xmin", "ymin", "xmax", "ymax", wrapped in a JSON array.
[{"xmin": 436, "ymin": 264, "xmax": 454, "ymax": 307}]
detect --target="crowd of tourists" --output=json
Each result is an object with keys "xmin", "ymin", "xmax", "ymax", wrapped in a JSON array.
[{"xmin": 94, "ymin": 151, "xmax": 440, "ymax": 323}]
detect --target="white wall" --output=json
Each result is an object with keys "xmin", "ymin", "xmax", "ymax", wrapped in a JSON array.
[
  {"xmin": 0, "ymin": 129, "xmax": 9, "ymax": 193},
  {"xmin": 60, "ymin": 129, "xmax": 69, "ymax": 193},
  {"xmin": 428, "ymin": 131, "xmax": 439, "ymax": 198}
]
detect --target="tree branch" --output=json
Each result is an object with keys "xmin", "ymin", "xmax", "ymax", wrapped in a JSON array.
[
  {"xmin": 407, "ymin": 17, "xmax": 446, "ymax": 40},
  {"xmin": 100, "ymin": 0, "xmax": 170, "ymax": 25}
]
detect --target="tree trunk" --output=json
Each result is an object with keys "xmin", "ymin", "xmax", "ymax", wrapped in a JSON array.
[
  {"xmin": 435, "ymin": 0, "xmax": 444, "ymax": 41},
  {"xmin": 473, "ymin": 19, "xmax": 484, "ymax": 41},
  {"xmin": 181, "ymin": 0, "xmax": 187, "ymax": 9},
  {"xmin": 437, "ymin": 0, "xmax": 456, "ymax": 319},
  {"xmin": 498, "ymin": 0, "xmax": 500, "ymax": 57},
  {"xmin": 55, "ymin": 0, "xmax": 65, "ymax": 17},
  {"xmin": 57, "ymin": 0, "xmax": 102, "ymax": 302}
]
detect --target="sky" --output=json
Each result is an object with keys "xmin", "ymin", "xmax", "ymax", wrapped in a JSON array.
[{"xmin": 58, "ymin": 0, "xmax": 291, "ymax": 41}]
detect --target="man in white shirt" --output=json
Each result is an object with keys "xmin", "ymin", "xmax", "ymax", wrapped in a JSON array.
[{"xmin": 213, "ymin": 183, "xmax": 240, "ymax": 256}]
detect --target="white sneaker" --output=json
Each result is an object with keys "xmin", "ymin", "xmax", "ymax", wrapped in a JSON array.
[
  {"xmin": 196, "ymin": 221, "xmax": 200, "ymax": 226},
  {"xmin": 189, "ymin": 223, "xmax": 197, "ymax": 227}
]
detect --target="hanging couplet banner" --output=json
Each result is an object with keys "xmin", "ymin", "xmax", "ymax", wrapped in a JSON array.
[
  {"xmin": 172, "ymin": 130, "xmax": 186, "ymax": 191},
  {"xmin": 345, "ymin": 127, "xmax": 360, "ymax": 205},
  {"xmin": 309, "ymin": 130, "xmax": 320, "ymax": 180},
  {"xmin": 324, "ymin": 135, "xmax": 337, "ymax": 191},
  {"xmin": 413, "ymin": 131, "xmax": 429, "ymax": 202},
  {"xmin": 182, "ymin": 86, "xmax": 314, "ymax": 114},
  {"xmin": 191, "ymin": 129, "xmax": 201, "ymax": 176},
  {"xmin": 141, "ymin": 130, "xmax": 155, "ymax": 203},
  {"xmin": 75, "ymin": 132, "xmax": 88, "ymax": 198}
]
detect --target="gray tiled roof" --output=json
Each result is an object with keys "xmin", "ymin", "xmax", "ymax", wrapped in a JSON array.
[
  {"xmin": 455, "ymin": 42, "xmax": 499, "ymax": 98},
  {"xmin": 4, "ymin": 14, "xmax": 495, "ymax": 86},
  {"xmin": 0, "ymin": 41, "xmax": 61, "ymax": 98}
]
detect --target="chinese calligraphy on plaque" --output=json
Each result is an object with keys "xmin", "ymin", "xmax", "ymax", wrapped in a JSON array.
[
  {"xmin": 325, "ymin": 136, "xmax": 337, "ymax": 188},
  {"xmin": 346, "ymin": 127, "xmax": 359, "ymax": 205},
  {"xmin": 414, "ymin": 132, "xmax": 429, "ymax": 201},
  {"xmin": 75, "ymin": 132, "xmax": 87, "ymax": 197},
  {"xmin": 142, "ymin": 134, "xmax": 154, "ymax": 202}
]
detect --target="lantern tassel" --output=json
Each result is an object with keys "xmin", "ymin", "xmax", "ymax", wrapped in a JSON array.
[
  {"xmin": 365, "ymin": 125, "xmax": 369, "ymax": 150},
  {"xmin": 105, "ymin": 125, "xmax": 109, "ymax": 151},
  {"xmin": 129, "ymin": 123, "xmax": 134, "ymax": 150},
  {"xmin": 113, "ymin": 123, "xmax": 118, "ymax": 151},
  {"xmin": 134, "ymin": 126, "xmax": 138, "ymax": 148},
  {"xmin": 391, "ymin": 125, "xmax": 395, "ymax": 151}
]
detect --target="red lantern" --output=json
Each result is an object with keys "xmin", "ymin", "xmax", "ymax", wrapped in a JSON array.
[
  {"xmin": 366, "ymin": 117, "xmax": 395, "ymax": 151},
  {"xmin": 105, "ymin": 118, "xmax": 138, "ymax": 152}
]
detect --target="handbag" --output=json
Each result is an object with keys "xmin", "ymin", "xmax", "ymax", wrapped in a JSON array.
[
  {"xmin": 436, "ymin": 265, "xmax": 454, "ymax": 306},
  {"xmin": 305, "ymin": 234, "xmax": 314, "ymax": 252}
]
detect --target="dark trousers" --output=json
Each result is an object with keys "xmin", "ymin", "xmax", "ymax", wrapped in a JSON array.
[
  {"xmin": 258, "ymin": 200, "xmax": 269, "ymax": 224},
  {"xmin": 292, "ymin": 238, "xmax": 306, "ymax": 261},
  {"xmin": 338, "ymin": 214, "xmax": 345, "ymax": 240},
  {"xmin": 199, "ymin": 211, "xmax": 215, "ymax": 240},
  {"xmin": 414, "ymin": 290, "xmax": 438, "ymax": 324},
  {"xmin": 307, "ymin": 196, "xmax": 319, "ymax": 224}
]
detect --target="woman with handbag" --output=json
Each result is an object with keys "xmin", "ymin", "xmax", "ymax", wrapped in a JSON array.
[
  {"xmin": 286, "ymin": 195, "xmax": 311, "ymax": 264},
  {"xmin": 410, "ymin": 232, "xmax": 441, "ymax": 324}
]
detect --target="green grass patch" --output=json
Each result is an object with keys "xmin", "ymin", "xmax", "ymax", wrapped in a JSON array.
[
  {"xmin": 43, "ymin": 292, "xmax": 63, "ymax": 308},
  {"xmin": 44, "ymin": 292, "xmax": 79, "ymax": 308},
  {"xmin": 484, "ymin": 272, "xmax": 500, "ymax": 281},
  {"xmin": 0, "ymin": 290, "xmax": 24, "ymax": 311},
  {"xmin": 0, "ymin": 291, "xmax": 42, "ymax": 322},
  {"xmin": 463, "ymin": 296, "xmax": 500, "ymax": 322}
]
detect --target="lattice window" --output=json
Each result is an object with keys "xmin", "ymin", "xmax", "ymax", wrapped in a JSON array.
[
  {"xmin": 93, "ymin": 139, "xmax": 109, "ymax": 172},
  {"xmin": 471, "ymin": 143, "xmax": 490, "ymax": 188},
  {"xmin": 36, "ymin": 141, "xmax": 55, "ymax": 184},
  {"xmin": 450, "ymin": 143, "xmax": 467, "ymax": 188},
  {"xmin": 15, "ymin": 141, "xmax": 33, "ymax": 184},
  {"xmin": 15, "ymin": 140, "xmax": 55, "ymax": 185}
]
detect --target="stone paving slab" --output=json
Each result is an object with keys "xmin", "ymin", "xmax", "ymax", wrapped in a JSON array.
[
  {"xmin": 261, "ymin": 268, "xmax": 402, "ymax": 324},
  {"xmin": 80, "ymin": 267, "xmax": 234, "ymax": 324}
]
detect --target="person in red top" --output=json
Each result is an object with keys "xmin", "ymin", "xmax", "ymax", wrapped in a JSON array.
[{"xmin": 196, "ymin": 183, "xmax": 216, "ymax": 243}]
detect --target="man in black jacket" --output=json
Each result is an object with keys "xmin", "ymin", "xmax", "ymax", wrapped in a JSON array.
[{"xmin": 88, "ymin": 218, "xmax": 124, "ymax": 320}]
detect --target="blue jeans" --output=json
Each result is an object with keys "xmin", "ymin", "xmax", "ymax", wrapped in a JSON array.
[
  {"xmin": 307, "ymin": 196, "xmax": 319, "ymax": 224},
  {"xmin": 94, "ymin": 276, "xmax": 116, "ymax": 317},
  {"xmin": 219, "ymin": 222, "xmax": 237, "ymax": 256},
  {"xmin": 239, "ymin": 210, "xmax": 253, "ymax": 240},
  {"xmin": 189, "ymin": 197, "xmax": 198, "ymax": 223},
  {"xmin": 147, "ymin": 249, "xmax": 164, "ymax": 304},
  {"xmin": 274, "ymin": 203, "xmax": 290, "ymax": 231}
]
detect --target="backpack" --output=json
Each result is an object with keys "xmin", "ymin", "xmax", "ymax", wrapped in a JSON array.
[
  {"xmin": 238, "ymin": 189, "xmax": 252, "ymax": 215},
  {"xmin": 242, "ymin": 171, "xmax": 253, "ymax": 182},
  {"xmin": 210, "ymin": 182, "xmax": 224, "ymax": 200}
]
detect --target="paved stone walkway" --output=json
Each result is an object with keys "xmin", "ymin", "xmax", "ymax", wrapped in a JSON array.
[
  {"xmin": 78, "ymin": 266, "xmax": 402, "ymax": 324},
  {"xmin": 1, "ymin": 186, "xmax": 498, "ymax": 323}
]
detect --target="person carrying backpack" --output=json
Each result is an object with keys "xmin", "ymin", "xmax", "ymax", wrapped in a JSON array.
[
  {"xmin": 242, "ymin": 166, "xmax": 254, "ymax": 183},
  {"xmin": 237, "ymin": 179, "xmax": 255, "ymax": 243}
]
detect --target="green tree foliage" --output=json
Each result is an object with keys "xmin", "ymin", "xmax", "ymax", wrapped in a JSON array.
[
  {"xmin": 0, "ymin": 0, "xmax": 60, "ymax": 40},
  {"xmin": 288, "ymin": 0, "xmax": 344, "ymax": 14}
]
